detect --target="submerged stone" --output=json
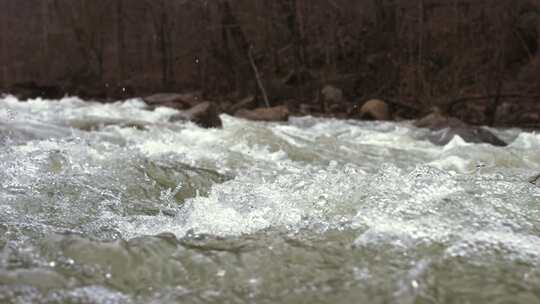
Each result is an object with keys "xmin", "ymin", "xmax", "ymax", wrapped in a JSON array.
[{"xmin": 135, "ymin": 159, "xmax": 230, "ymax": 204}]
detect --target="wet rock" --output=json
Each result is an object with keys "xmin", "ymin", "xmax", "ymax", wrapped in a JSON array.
[
  {"xmin": 352, "ymin": 99, "xmax": 390, "ymax": 121},
  {"xmin": 427, "ymin": 126, "xmax": 508, "ymax": 147},
  {"xmin": 170, "ymin": 101, "xmax": 222, "ymax": 128},
  {"xmin": 185, "ymin": 102, "xmax": 222, "ymax": 128},
  {"xmin": 143, "ymin": 92, "xmax": 202, "ymax": 110},
  {"xmin": 415, "ymin": 110, "xmax": 507, "ymax": 146},
  {"xmin": 415, "ymin": 110, "xmax": 465, "ymax": 129},
  {"xmin": 130, "ymin": 159, "xmax": 230, "ymax": 208},
  {"xmin": 529, "ymin": 174, "xmax": 540, "ymax": 186},
  {"xmin": 235, "ymin": 105, "xmax": 289, "ymax": 122}
]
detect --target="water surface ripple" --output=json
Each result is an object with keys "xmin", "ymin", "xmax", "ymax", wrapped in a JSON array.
[{"xmin": 1, "ymin": 96, "xmax": 539, "ymax": 303}]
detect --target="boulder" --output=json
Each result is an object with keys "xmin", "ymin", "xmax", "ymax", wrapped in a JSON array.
[
  {"xmin": 235, "ymin": 106, "xmax": 289, "ymax": 122},
  {"xmin": 415, "ymin": 110, "xmax": 507, "ymax": 146},
  {"xmin": 144, "ymin": 92, "xmax": 202, "ymax": 110},
  {"xmin": 352, "ymin": 99, "xmax": 391, "ymax": 121},
  {"xmin": 414, "ymin": 110, "xmax": 465, "ymax": 129},
  {"xmin": 170, "ymin": 101, "xmax": 222, "ymax": 128},
  {"xmin": 427, "ymin": 126, "xmax": 508, "ymax": 147}
]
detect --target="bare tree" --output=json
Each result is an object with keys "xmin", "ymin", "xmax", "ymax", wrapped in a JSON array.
[
  {"xmin": 116, "ymin": 0, "xmax": 126, "ymax": 81},
  {"xmin": 144, "ymin": 0, "xmax": 176, "ymax": 88},
  {"xmin": 52, "ymin": 0, "xmax": 110, "ymax": 81}
]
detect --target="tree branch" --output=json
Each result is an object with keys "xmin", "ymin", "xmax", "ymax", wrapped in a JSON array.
[{"xmin": 248, "ymin": 45, "xmax": 270, "ymax": 108}]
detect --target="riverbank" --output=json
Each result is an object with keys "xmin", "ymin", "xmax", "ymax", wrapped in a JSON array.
[
  {"xmin": 3, "ymin": 86, "xmax": 539, "ymax": 132},
  {"xmin": 0, "ymin": 91, "xmax": 524, "ymax": 148}
]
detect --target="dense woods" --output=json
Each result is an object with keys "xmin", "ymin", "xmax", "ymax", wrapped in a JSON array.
[{"xmin": 1, "ymin": 0, "xmax": 539, "ymax": 126}]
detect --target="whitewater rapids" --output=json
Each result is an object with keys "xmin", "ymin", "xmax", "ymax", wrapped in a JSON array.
[{"xmin": 0, "ymin": 96, "xmax": 539, "ymax": 303}]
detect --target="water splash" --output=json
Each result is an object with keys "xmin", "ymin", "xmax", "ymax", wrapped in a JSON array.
[{"xmin": 1, "ymin": 96, "xmax": 540, "ymax": 303}]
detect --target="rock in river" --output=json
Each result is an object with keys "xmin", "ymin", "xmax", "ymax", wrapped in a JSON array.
[
  {"xmin": 144, "ymin": 92, "xmax": 202, "ymax": 110},
  {"xmin": 235, "ymin": 105, "xmax": 289, "ymax": 122},
  {"xmin": 415, "ymin": 110, "xmax": 507, "ymax": 146},
  {"xmin": 529, "ymin": 174, "xmax": 540, "ymax": 186},
  {"xmin": 351, "ymin": 99, "xmax": 391, "ymax": 121},
  {"xmin": 170, "ymin": 101, "xmax": 222, "ymax": 128}
]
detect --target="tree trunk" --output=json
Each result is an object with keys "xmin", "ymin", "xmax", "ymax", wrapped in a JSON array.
[
  {"xmin": 416, "ymin": 0, "xmax": 425, "ymax": 103},
  {"xmin": 0, "ymin": 1, "xmax": 6, "ymax": 86},
  {"xmin": 159, "ymin": 12, "xmax": 169, "ymax": 87},
  {"xmin": 41, "ymin": 0, "xmax": 50, "ymax": 82},
  {"xmin": 289, "ymin": 0, "xmax": 307, "ymax": 82},
  {"xmin": 116, "ymin": 0, "xmax": 126, "ymax": 80},
  {"xmin": 220, "ymin": 0, "xmax": 251, "ymax": 95}
]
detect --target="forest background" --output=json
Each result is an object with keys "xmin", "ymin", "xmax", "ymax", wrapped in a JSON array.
[{"xmin": 1, "ymin": 0, "xmax": 539, "ymax": 127}]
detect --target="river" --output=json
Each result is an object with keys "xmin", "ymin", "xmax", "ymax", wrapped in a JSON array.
[{"xmin": 1, "ymin": 96, "xmax": 539, "ymax": 303}]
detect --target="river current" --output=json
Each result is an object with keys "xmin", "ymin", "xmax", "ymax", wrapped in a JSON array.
[{"xmin": 0, "ymin": 96, "xmax": 539, "ymax": 303}]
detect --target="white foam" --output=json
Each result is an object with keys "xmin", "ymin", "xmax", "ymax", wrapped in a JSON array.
[
  {"xmin": 443, "ymin": 134, "xmax": 471, "ymax": 151},
  {"xmin": 2, "ymin": 96, "xmax": 540, "ymax": 265},
  {"xmin": 509, "ymin": 132, "xmax": 540, "ymax": 149}
]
